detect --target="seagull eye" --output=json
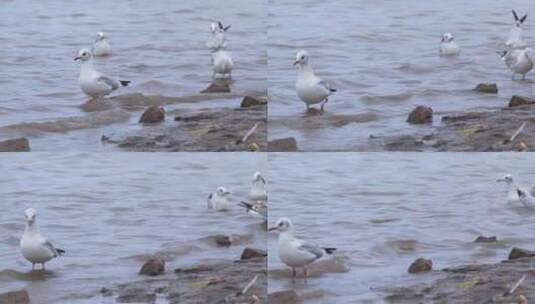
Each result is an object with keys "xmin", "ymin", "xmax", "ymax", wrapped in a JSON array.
[{"xmin": 301, "ymin": 56, "xmax": 305, "ymax": 59}]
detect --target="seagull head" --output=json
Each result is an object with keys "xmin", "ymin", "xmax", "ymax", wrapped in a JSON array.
[
  {"xmin": 95, "ymin": 32, "xmax": 107, "ymax": 42},
  {"xmin": 216, "ymin": 186, "xmax": 231, "ymax": 197},
  {"xmin": 497, "ymin": 50, "xmax": 508, "ymax": 59},
  {"xmin": 441, "ymin": 32, "xmax": 454, "ymax": 43},
  {"xmin": 24, "ymin": 208, "xmax": 36, "ymax": 224},
  {"xmin": 497, "ymin": 174, "xmax": 514, "ymax": 184},
  {"xmin": 74, "ymin": 48, "xmax": 92, "ymax": 62},
  {"xmin": 268, "ymin": 217, "xmax": 293, "ymax": 232},
  {"xmin": 210, "ymin": 23, "xmax": 219, "ymax": 33},
  {"xmin": 294, "ymin": 50, "xmax": 309, "ymax": 66},
  {"xmin": 254, "ymin": 171, "xmax": 266, "ymax": 184}
]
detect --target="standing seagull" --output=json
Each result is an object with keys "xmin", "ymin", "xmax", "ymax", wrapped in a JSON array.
[
  {"xmin": 249, "ymin": 171, "xmax": 267, "ymax": 202},
  {"xmin": 439, "ymin": 32, "xmax": 460, "ymax": 56},
  {"xmin": 206, "ymin": 22, "xmax": 231, "ymax": 51},
  {"xmin": 269, "ymin": 218, "xmax": 336, "ymax": 281},
  {"xmin": 74, "ymin": 49, "xmax": 130, "ymax": 100},
  {"xmin": 517, "ymin": 188, "xmax": 535, "ymax": 208},
  {"xmin": 294, "ymin": 50, "xmax": 336, "ymax": 113},
  {"xmin": 499, "ymin": 48, "xmax": 535, "ymax": 80},
  {"xmin": 20, "ymin": 208, "xmax": 65, "ymax": 271},
  {"xmin": 92, "ymin": 32, "xmax": 112, "ymax": 57},
  {"xmin": 207, "ymin": 187, "xmax": 232, "ymax": 211},
  {"xmin": 506, "ymin": 10, "xmax": 528, "ymax": 49}
]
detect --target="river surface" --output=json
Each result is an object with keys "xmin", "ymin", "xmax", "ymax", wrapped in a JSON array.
[
  {"xmin": 0, "ymin": 0, "xmax": 267, "ymax": 151},
  {"xmin": 0, "ymin": 153, "xmax": 267, "ymax": 303},
  {"xmin": 268, "ymin": 153, "xmax": 535, "ymax": 303},
  {"xmin": 268, "ymin": 0, "xmax": 535, "ymax": 151}
]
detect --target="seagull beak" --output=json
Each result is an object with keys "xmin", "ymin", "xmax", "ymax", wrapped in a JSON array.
[
  {"xmin": 74, "ymin": 56, "xmax": 81, "ymax": 61},
  {"xmin": 224, "ymin": 191, "xmax": 232, "ymax": 195},
  {"xmin": 268, "ymin": 226, "xmax": 278, "ymax": 232},
  {"xmin": 496, "ymin": 178, "xmax": 504, "ymax": 182}
]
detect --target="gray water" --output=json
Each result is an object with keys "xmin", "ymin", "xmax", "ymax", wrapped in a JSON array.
[
  {"xmin": 268, "ymin": 153, "xmax": 535, "ymax": 303},
  {"xmin": 0, "ymin": 153, "xmax": 267, "ymax": 303},
  {"xmin": 268, "ymin": 0, "xmax": 535, "ymax": 151},
  {"xmin": 0, "ymin": 0, "xmax": 266, "ymax": 151}
]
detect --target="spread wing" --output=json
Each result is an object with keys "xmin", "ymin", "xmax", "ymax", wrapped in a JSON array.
[{"xmin": 98, "ymin": 75, "xmax": 119, "ymax": 90}]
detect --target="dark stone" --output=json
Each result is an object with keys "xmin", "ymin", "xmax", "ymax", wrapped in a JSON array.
[
  {"xmin": 214, "ymin": 235, "xmax": 232, "ymax": 247},
  {"xmin": 408, "ymin": 258, "xmax": 433, "ymax": 274},
  {"xmin": 0, "ymin": 138, "xmax": 30, "ymax": 152},
  {"xmin": 268, "ymin": 137, "xmax": 298, "ymax": 152},
  {"xmin": 407, "ymin": 106, "xmax": 433, "ymax": 124},
  {"xmin": 200, "ymin": 83, "xmax": 230, "ymax": 93},
  {"xmin": 508, "ymin": 247, "xmax": 535, "ymax": 260},
  {"xmin": 116, "ymin": 288, "xmax": 156, "ymax": 303},
  {"xmin": 139, "ymin": 106, "xmax": 165, "ymax": 124},
  {"xmin": 240, "ymin": 247, "xmax": 267, "ymax": 260},
  {"xmin": 139, "ymin": 257, "xmax": 165, "ymax": 276},
  {"xmin": 240, "ymin": 96, "xmax": 267, "ymax": 108},
  {"xmin": 509, "ymin": 95, "xmax": 535, "ymax": 107},
  {"xmin": 474, "ymin": 236, "xmax": 497, "ymax": 243},
  {"xmin": 0, "ymin": 290, "xmax": 30, "ymax": 304},
  {"xmin": 268, "ymin": 290, "xmax": 301, "ymax": 304},
  {"xmin": 473, "ymin": 83, "xmax": 498, "ymax": 94}
]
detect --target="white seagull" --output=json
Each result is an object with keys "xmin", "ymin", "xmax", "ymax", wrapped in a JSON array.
[
  {"xmin": 517, "ymin": 188, "xmax": 535, "ymax": 208},
  {"xmin": 239, "ymin": 201, "xmax": 267, "ymax": 220},
  {"xmin": 269, "ymin": 218, "xmax": 336, "ymax": 280},
  {"xmin": 212, "ymin": 50, "xmax": 234, "ymax": 79},
  {"xmin": 249, "ymin": 171, "xmax": 267, "ymax": 202},
  {"xmin": 207, "ymin": 186, "xmax": 232, "ymax": 211},
  {"xmin": 439, "ymin": 32, "xmax": 460, "ymax": 56},
  {"xmin": 20, "ymin": 208, "xmax": 65, "ymax": 271},
  {"xmin": 499, "ymin": 48, "xmax": 535, "ymax": 80},
  {"xmin": 92, "ymin": 32, "xmax": 112, "ymax": 57},
  {"xmin": 74, "ymin": 49, "xmax": 130, "ymax": 99},
  {"xmin": 506, "ymin": 10, "xmax": 528, "ymax": 49},
  {"xmin": 206, "ymin": 21, "xmax": 231, "ymax": 51},
  {"xmin": 294, "ymin": 50, "xmax": 336, "ymax": 113}
]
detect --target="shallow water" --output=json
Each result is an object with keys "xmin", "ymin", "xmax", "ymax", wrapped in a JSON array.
[
  {"xmin": 268, "ymin": 153, "xmax": 535, "ymax": 303},
  {"xmin": 0, "ymin": 0, "xmax": 266, "ymax": 150},
  {"xmin": 268, "ymin": 0, "xmax": 535, "ymax": 150},
  {"xmin": 0, "ymin": 153, "xmax": 267, "ymax": 303}
]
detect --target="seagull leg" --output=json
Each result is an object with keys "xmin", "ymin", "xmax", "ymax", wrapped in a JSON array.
[
  {"xmin": 320, "ymin": 98, "xmax": 329, "ymax": 114},
  {"xmin": 304, "ymin": 267, "xmax": 308, "ymax": 283},
  {"xmin": 32, "ymin": 263, "xmax": 35, "ymax": 271},
  {"xmin": 523, "ymin": 74, "xmax": 526, "ymax": 80},
  {"xmin": 292, "ymin": 267, "xmax": 296, "ymax": 281}
]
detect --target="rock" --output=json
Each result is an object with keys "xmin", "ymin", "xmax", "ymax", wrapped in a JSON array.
[
  {"xmin": 474, "ymin": 83, "xmax": 498, "ymax": 94},
  {"xmin": 509, "ymin": 95, "xmax": 535, "ymax": 107},
  {"xmin": 0, "ymin": 138, "xmax": 30, "ymax": 152},
  {"xmin": 0, "ymin": 290, "xmax": 30, "ymax": 304},
  {"xmin": 509, "ymin": 247, "xmax": 535, "ymax": 260},
  {"xmin": 240, "ymin": 96, "xmax": 267, "ymax": 108},
  {"xmin": 268, "ymin": 290, "xmax": 301, "ymax": 304},
  {"xmin": 407, "ymin": 106, "xmax": 433, "ymax": 124},
  {"xmin": 139, "ymin": 257, "xmax": 165, "ymax": 276},
  {"xmin": 474, "ymin": 236, "xmax": 497, "ymax": 243},
  {"xmin": 200, "ymin": 82, "xmax": 230, "ymax": 93},
  {"xmin": 139, "ymin": 106, "xmax": 165, "ymax": 124},
  {"xmin": 268, "ymin": 137, "xmax": 298, "ymax": 152},
  {"xmin": 408, "ymin": 258, "xmax": 433, "ymax": 274},
  {"xmin": 240, "ymin": 247, "xmax": 267, "ymax": 260},
  {"xmin": 215, "ymin": 235, "xmax": 232, "ymax": 247},
  {"xmin": 116, "ymin": 288, "xmax": 155, "ymax": 303}
]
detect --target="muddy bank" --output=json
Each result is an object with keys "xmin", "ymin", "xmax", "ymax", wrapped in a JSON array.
[{"xmin": 385, "ymin": 254, "xmax": 535, "ymax": 303}]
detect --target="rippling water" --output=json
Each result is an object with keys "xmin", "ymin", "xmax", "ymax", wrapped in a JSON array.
[
  {"xmin": 268, "ymin": 0, "xmax": 535, "ymax": 150},
  {"xmin": 0, "ymin": 0, "xmax": 266, "ymax": 150},
  {"xmin": 0, "ymin": 153, "xmax": 267, "ymax": 303},
  {"xmin": 268, "ymin": 153, "xmax": 535, "ymax": 302}
]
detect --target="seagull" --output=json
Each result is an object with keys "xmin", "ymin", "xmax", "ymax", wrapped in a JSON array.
[
  {"xmin": 269, "ymin": 218, "xmax": 336, "ymax": 280},
  {"xmin": 506, "ymin": 10, "xmax": 528, "ymax": 49},
  {"xmin": 92, "ymin": 32, "xmax": 112, "ymax": 57},
  {"xmin": 206, "ymin": 21, "xmax": 231, "ymax": 51},
  {"xmin": 20, "ymin": 208, "xmax": 65, "ymax": 271},
  {"xmin": 249, "ymin": 171, "xmax": 267, "ymax": 202},
  {"xmin": 439, "ymin": 32, "xmax": 460, "ymax": 56},
  {"xmin": 517, "ymin": 188, "xmax": 535, "ymax": 208},
  {"xmin": 239, "ymin": 201, "xmax": 267, "ymax": 220},
  {"xmin": 294, "ymin": 50, "xmax": 336, "ymax": 113},
  {"xmin": 74, "ymin": 49, "xmax": 130, "ymax": 99},
  {"xmin": 498, "ymin": 48, "xmax": 535, "ymax": 80},
  {"xmin": 212, "ymin": 50, "xmax": 233, "ymax": 79},
  {"xmin": 207, "ymin": 187, "xmax": 232, "ymax": 211}
]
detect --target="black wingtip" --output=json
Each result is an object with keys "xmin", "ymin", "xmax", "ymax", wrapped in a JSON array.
[
  {"xmin": 330, "ymin": 88, "xmax": 337, "ymax": 92},
  {"xmin": 224, "ymin": 24, "xmax": 231, "ymax": 31},
  {"xmin": 218, "ymin": 21, "xmax": 224, "ymax": 30},
  {"xmin": 57, "ymin": 248, "xmax": 66, "ymax": 256},
  {"xmin": 239, "ymin": 201, "xmax": 253, "ymax": 210},
  {"xmin": 518, "ymin": 189, "xmax": 525, "ymax": 197},
  {"xmin": 120, "ymin": 80, "xmax": 131, "ymax": 87},
  {"xmin": 513, "ymin": 9, "xmax": 519, "ymax": 21},
  {"xmin": 521, "ymin": 14, "xmax": 528, "ymax": 23},
  {"xmin": 324, "ymin": 247, "xmax": 337, "ymax": 254}
]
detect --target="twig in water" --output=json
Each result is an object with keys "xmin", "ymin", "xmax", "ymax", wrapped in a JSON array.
[
  {"xmin": 509, "ymin": 122, "xmax": 526, "ymax": 143},
  {"xmin": 508, "ymin": 274, "xmax": 527, "ymax": 295},
  {"xmin": 236, "ymin": 123, "xmax": 259, "ymax": 144},
  {"xmin": 237, "ymin": 275, "xmax": 258, "ymax": 296}
]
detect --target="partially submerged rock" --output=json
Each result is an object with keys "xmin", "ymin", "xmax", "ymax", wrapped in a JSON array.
[
  {"xmin": 241, "ymin": 96, "xmax": 267, "ymax": 108},
  {"xmin": 474, "ymin": 83, "xmax": 498, "ymax": 94},
  {"xmin": 0, "ymin": 138, "xmax": 30, "ymax": 152},
  {"xmin": 407, "ymin": 106, "xmax": 433, "ymax": 124},
  {"xmin": 268, "ymin": 137, "xmax": 298, "ymax": 152},
  {"xmin": 0, "ymin": 290, "xmax": 30, "ymax": 304},
  {"xmin": 241, "ymin": 247, "xmax": 267, "ymax": 260},
  {"xmin": 139, "ymin": 257, "xmax": 165, "ymax": 276},
  {"xmin": 474, "ymin": 236, "xmax": 497, "ymax": 243},
  {"xmin": 139, "ymin": 106, "xmax": 165, "ymax": 124},
  {"xmin": 408, "ymin": 258, "xmax": 432, "ymax": 274},
  {"xmin": 268, "ymin": 290, "xmax": 300, "ymax": 304},
  {"xmin": 509, "ymin": 247, "xmax": 535, "ymax": 260},
  {"xmin": 509, "ymin": 95, "xmax": 535, "ymax": 108},
  {"xmin": 116, "ymin": 288, "xmax": 156, "ymax": 303},
  {"xmin": 269, "ymin": 256, "xmax": 350, "ymax": 279},
  {"xmin": 200, "ymin": 82, "xmax": 231, "ymax": 93}
]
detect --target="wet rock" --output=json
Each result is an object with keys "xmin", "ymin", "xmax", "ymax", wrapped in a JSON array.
[
  {"xmin": 268, "ymin": 290, "xmax": 301, "ymax": 304},
  {"xmin": 240, "ymin": 96, "xmax": 267, "ymax": 108},
  {"xmin": 408, "ymin": 258, "xmax": 432, "ymax": 274},
  {"xmin": 384, "ymin": 135, "xmax": 424, "ymax": 151},
  {"xmin": 407, "ymin": 106, "xmax": 433, "ymax": 124},
  {"xmin": 215, "ymin": 235, "xmax": 232, "ymax": 247},
  {"xmin": 0, "ymin": 138, "xmax": 30, "ymax": 152},
  {"xmin": 509, "ymin": 247, "xmax": 535, "ymax": 260},
  {"xmin": 268, "ymin": 137, "xmax": 298, "ymax": 152},
  {"xmin": 100, "ymin": 287, "xmax": 113, "ymax": 297},
  {"xmin": 139, "ymin": 106, "xmax": 165, "ymax": 124},
  {"xmin": 241, "ymin": 247, "xmax": 267, "ymax": 260},
  {"xmin": 0, "ymin": 290, "xmax": 30, "ymax": 304},
  {"xmin": 269, "ymin": 256, "xmax": 350, "ymax": 279},
  {"xmin": 116, "ymin": 288, "xmax": 156, "ymax": 303},
  {"xmin": 200, "ymin": 82, "xmax": 230, "ymax": 93},
  {"xmin": 509, "ymin": 95, "xmax": 535, "ymax": 107},
  {"xmin": 474, "ymin": 83, "xmax": 498, "ymax": 93},
  {"xmin": 139, "ymin": 257, "xmax": 165, "ymax": 276},
  {"xmin": 474, "ymin": 235, "xmax": 497, "ymax": 243}
]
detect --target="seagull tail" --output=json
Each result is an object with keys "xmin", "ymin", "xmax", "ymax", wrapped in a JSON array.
[
  {"xmin": 323, "ymin": 247, "xmax": 337, "ymax": 254},
  {"xmin": 56, "ymin": 248, "xmax": 66, "ymax": 256},
  {"xmin": 119, "ymin": 80, "xmax": 131, "ymax": 87}
]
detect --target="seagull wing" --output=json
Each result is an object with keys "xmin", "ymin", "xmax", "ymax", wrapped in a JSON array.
[
  {"xmin": 318, "ymin": 80, "xmax": 336, "ymax": 93},
  {"xmin": 297, "ymin": 241, "xmax": 324, "ymax": 260},
  {"xmin": 97, "ymin": 75, "xmax": 119, "ymax": 90},
  {"xmin": 42, "ymin": 239, "xmax": 60, "ymax": 257},
  {"xmin": 524, "ymin": 48, "xmax": 535, "ymax": 64}
]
